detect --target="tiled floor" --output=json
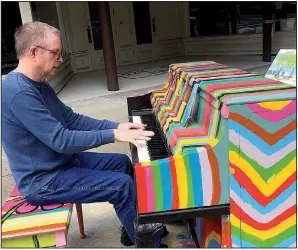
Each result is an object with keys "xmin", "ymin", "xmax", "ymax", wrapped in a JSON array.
[{"xmin": 58, "ymin": 55, "xmax": 272, "ymax": 104}]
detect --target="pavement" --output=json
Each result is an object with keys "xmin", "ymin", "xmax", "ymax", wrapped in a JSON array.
[{"xmin": 1, "ymin": 55, "xmax": 272, "ymax": 247}]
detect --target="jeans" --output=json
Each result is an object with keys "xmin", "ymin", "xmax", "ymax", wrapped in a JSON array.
[{"xmin": 25, "ymin": 152, "xmax": 137, "ymax": 243}]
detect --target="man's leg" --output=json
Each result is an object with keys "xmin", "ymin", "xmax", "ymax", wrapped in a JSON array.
[
  {"xmin": 25, "ymin": 166, "xmax": 137, "ymax": 243},
  {"xmin": 76, "ymin": 152, "xmax": 134, "ymax": 179}
]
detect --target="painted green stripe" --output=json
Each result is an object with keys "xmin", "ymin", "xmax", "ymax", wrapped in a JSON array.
[
  {"xmin": 151, "ymin": 160, "xmax": 163, "ymax": 211},
  {"xmin": 197, "ymin": 98, "xmax": 206, "ymax": 125},
  {"xmin": 229, "ymin": 142, "xmax": 296, "ymax": 181},
  {"xmin": 232, "ymin": 225, "xmax": 296, "ymax": 247},
  {"xmin": 184, "ymin": 153, "xmax": 194, "ymax": 207}
]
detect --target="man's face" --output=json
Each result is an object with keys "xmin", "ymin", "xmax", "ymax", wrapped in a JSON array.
[{"xmin": 35, "ymin": 31, "xmax": 63, "ymax": 78}]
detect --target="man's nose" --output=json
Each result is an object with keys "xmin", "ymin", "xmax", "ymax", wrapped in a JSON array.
[{"xmin": 57, "ymin": 56, "xmax": 63, "ymax": 63}]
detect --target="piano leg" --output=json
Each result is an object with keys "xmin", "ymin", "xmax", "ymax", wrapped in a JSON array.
[{"xmin": 135, "ymin": 222, "xmax": 165, "ymax": 248}]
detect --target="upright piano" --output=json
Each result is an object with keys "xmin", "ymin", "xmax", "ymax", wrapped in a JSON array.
[{"xmin": 127, "ymin": 61, "xmax": 297, "ymax": 248}]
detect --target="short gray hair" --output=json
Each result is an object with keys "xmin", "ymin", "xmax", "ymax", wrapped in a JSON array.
[{"xmin": 14, "ymin": 21, "xmax": 60, "ymax": 59}]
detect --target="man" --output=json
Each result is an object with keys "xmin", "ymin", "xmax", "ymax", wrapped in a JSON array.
[{"xmin": 2, "ymin": 21, "xmax": 166, "ymax": 247}]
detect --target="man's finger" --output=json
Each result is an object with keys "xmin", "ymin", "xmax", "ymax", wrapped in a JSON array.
[
  {"xmin": 130, "ymin": 139, "xmax": 140, "ymax": 148},
  {"xmin": 137, "ymin": 136, "xmax": 152, "ymax": 141},
  {"xmin": 132, "ymin": 123, "xmax": 146, "ymax": 129}
]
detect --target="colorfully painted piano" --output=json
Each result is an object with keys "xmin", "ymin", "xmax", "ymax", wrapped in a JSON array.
[{"xmin": 127, "ymin": 61, "xmax": 296, "ymax": 247}]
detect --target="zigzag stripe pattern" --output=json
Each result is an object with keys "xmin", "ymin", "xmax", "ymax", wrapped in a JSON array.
[{"xmin": 228, "ymin": 100, "xmax": 296, "ymax": 247}]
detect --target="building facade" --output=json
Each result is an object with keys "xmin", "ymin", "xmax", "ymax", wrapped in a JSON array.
[{"xmin": 2, "ymin": 1, "xmax": 296, "ymax": 92}]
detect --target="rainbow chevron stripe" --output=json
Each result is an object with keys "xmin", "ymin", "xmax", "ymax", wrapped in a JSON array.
[
  {"xmin": 229, "ymin": 100, "xmax": 296, "ymax": 247},
  {"xmin": 133, "ymin": 61, "xmax": 296, "ymax": 247}
]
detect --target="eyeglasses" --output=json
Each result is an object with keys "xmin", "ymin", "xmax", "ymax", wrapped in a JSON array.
[{"xmin": 35, "ymin": 45, "xmax": 64, "ymax": 60}]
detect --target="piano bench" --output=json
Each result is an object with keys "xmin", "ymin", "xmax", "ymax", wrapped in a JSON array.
[{"xmin": 1, "ymin": 186, "xmax": 86, "ymax": 248}]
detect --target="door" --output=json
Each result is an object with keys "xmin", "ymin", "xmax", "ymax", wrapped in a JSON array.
[
  {"xmin": 65, "ymin": 2, "xmax": 105, "ymax": 73},
  {"xmin": 110, "ymin": 2, "xmax": 158, "ymax": 65},
  {"xmin": 132, "ymin": 2, "xmax": 158, "ymax": 63},
  {"xmin": 84, "ymin": 2, "xmax": 105, "ymax": 70}
]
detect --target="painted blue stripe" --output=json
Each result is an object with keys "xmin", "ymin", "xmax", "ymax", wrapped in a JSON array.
[
  {"xmin": 199, "ymin": 76, "xmax": 265, "ymax": 87},
  {"xmin": 230, "ymin": 175, "xmax": 296, "ymax": 213},
  {"xmin": 229, "ymin": 121, "xmax": 296, "ymax": 155},
  {"xmin": 159, "ymin": 158, "xmax": 172, "ymax": 211},
  {"xmin": 6, "ymin": 207, "xmax": 72, "ymax": 220},
  {"xmin": 187, "ymin": 149, "xmax": 203, "ymax": 207},
  {"xmin": 275, "ymin": 235, "xmax": 297, "ymax": 247},
  {"xmin": 228, "ymin": 92, "xmax": 296, "ymax": 105},
  {"xmin": 232, "ymin": 235, "xmax": 241, "ymax": 246},
  {"xmin": 208, "ymin": 239, "xmax": 221, "ymax": 248}
]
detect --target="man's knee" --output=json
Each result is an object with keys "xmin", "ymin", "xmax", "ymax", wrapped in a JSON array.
[{"xmin": 118, "ymin": 154, "xmax": 132, "ymax": 166}]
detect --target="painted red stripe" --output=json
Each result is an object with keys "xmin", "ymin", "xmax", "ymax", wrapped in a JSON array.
[
  {"xmin": 230, "ymin": 199, "xmax": 296, "ymax": 230},
  {"xmin": 169, "ymin": 156, "xmax": 179, "ymax": 210},
  {"xmin": 231, "ymin": 164, "xmax": 296, "ymax": 206},
  {"xmin": 135, "ymin": 166, "xmax": 148, "ymax": 213}
]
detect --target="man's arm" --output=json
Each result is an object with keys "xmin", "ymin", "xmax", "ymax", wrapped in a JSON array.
[{"xmin": 11, "ymin": 91, "xmax": 115, "ymax": 153}]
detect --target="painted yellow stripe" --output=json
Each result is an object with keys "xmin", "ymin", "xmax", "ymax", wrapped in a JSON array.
[
  {"xmin": 7, "ymin": 196, "xmax": 23, "ymax": 201},
  {"xmin": 204, "ymin": 231, "xmax": 221, "ymax": 247},
  {"xmin": 209, "ymin": 109, "xmax": 220, "ymax": 138},
  {"xmin": 230, "ymin": 152, "xmax": 296, "ymax": 196},
  {"xmin": 3, "ymin": 211, "xmax": 69, "ymax": 224},
  {"xmin": 175, "ymin": 138, "xmax": 218, "ymax": 154},
  {"xmin": 174, "ymin": 154, "xmax": 188, "ymax": 209},
  {"xmin": 163, "ymin": 102, "xmax": 187, "ymax": 132},
  {"xmin": 231, "ymin": 214, "xmax": 296, "ymax": 240},
  {"xmin": 258, "ymin": 100, "xmax": 292, "ymax": 110},
  {"xmin": 3, "ymin": 218, "xmax": 68, "ymax": 232},
  {"xmin": 157, "ymin": 94, "xmax": 179, "ymax": 120},
  {"xmin": 141, "ymin": 161, "xmax": 151, "ymax": 167}
]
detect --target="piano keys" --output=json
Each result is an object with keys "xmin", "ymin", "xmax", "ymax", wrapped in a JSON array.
[{"xmin": 127, "ymin": 61, "xmax": 297, "ymax": 247}]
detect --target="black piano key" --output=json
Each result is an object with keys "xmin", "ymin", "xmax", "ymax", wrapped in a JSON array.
[{"xmin": 137, "ymin": 113, "xmax": 171, "ymax": 161}]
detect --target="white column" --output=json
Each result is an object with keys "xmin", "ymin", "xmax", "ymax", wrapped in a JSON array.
[{"xmin": 18, "ymin": 2, "xmax": 33, "ymax": 24}]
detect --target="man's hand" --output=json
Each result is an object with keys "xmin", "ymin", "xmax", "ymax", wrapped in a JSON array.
[
  {"xmin": 113, "ymin": 129, "xmax": 154, "ymax": 148},
  {"xmin": 118, "ymin": 122, "xmax": 146, "ymax": 130}
]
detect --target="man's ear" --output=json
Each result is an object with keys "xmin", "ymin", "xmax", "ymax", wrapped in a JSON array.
[{"xmin": 28, "ymin": 46, "xmax": 37, "ymax": 58}]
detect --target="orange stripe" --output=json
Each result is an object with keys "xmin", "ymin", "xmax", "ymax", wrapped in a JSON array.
[
  {"xmin": 230, "ymin": 113, "xmax": 296, "ymax": 145},
  {"xmin": 2, "ymin": 222, "xmax": 68, "ymax": 238},
  {"xmin": 205, "ymin": 146, "xmax": 221, "ymax": 205}
]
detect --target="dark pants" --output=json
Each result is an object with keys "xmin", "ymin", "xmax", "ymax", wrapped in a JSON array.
[{"xmin": 25, "ymin": 152, "xmax": 137, "ymax": 243}]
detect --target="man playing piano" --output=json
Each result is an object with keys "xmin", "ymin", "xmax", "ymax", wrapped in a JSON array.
[{"xmin": 2, "ymin": 21, "xmax": 167, "ymax": 247}]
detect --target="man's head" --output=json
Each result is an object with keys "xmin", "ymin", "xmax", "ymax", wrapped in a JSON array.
[{"xmin": 14, "ymin": 21, "xmax": 63, "ymax": 80}]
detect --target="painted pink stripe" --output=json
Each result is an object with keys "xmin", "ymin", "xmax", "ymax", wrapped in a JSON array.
[
  {"xmin": 55, "ymin": 231, "xmax": 67, "ymax": 247},
  {"xmin": 221, "ymin": 89, "xmax": 296, "ymax": 104},
  {"xmin": 170, "ymin": 103, "xmax": 212, "ymax": 148},
  {"xmin": 247, "ymin": 100, "xmax": 296, "ymax": 122},
  {"xmin": 197, "ymin": 73, "xmax": 255, "ymax": 81},
  {"xmin": 204, "ymin": 79, "xmax": 279, "ymax": 93},
  {"xmin": 145, "ymin": 166, "xmax": 155, "ymax": 213}
]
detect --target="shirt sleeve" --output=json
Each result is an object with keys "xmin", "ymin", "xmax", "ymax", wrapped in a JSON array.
[{"xmin": 10, "ymin": 91, "xmax": 115, "ymax": 154}]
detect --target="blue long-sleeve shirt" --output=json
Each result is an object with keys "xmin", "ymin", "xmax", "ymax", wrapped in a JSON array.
[{"xmin": 2, "ymin": 72, "xmax": 119, "ymax": 196}]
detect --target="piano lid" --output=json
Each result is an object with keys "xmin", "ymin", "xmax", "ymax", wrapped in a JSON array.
[{"xmin": 171, "ymin": 61, "xmax": 297, "ymax": 106}]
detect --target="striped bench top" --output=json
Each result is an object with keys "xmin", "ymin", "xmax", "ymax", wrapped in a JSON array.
[{"xmin": 2, "ymin": 187, "xmax": 73, "ymax": 240}]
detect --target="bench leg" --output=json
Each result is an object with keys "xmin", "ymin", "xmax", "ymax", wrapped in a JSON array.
[
  {"xmin": 55, "ymin": 231, "xmax": 67, "ymax": 247},
  {"xmin": 75, "ymin": 203, "xmax": 86, "ymax": 238}
]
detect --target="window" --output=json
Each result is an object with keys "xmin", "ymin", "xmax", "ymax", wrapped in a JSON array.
[
  {"xmin": 88, "ymin": 2, "xmax": 103, "ymax": 51},
  {"xmin": 30, "ymin": 2, "xmax": 69, "ymax": 54},
  {"xmin": 1, "ymin": 2, "xmax": 22, "ymax": 74},
  {"xmin": 189, "ymin": 2, "xmax": 297, "ymax": 37},
  {"xmin": 133, "ymin": 2, "xmax": 153, "ymax": 45}
]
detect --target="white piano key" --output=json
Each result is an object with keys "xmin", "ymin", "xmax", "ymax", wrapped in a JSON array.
[{"xmin": 132, "ymin": 116, "xmax": 150, "ymax": 162}]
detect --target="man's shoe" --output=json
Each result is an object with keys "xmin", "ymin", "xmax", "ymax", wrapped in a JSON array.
[
  {"xmin": 120, "ymin": 224, "xmax": 169, "ymax": 247},
  {"xmin": 120, "ymin": 229, "xmax": 134, "ymax": 246}
]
